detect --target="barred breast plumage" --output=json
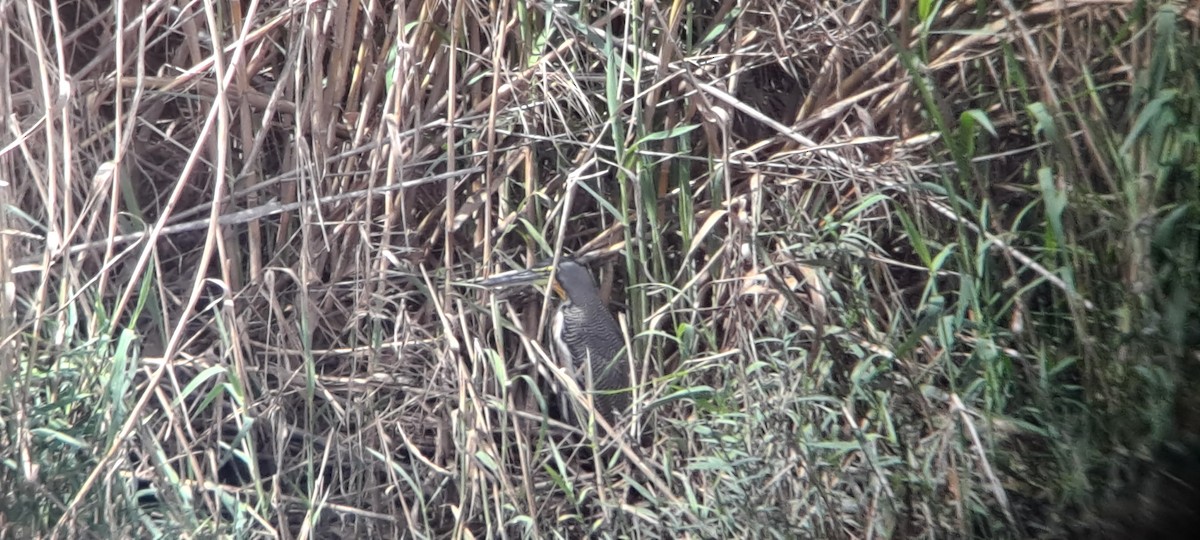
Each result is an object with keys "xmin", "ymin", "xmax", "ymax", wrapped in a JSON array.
[{"xmin": 554, "ymin": 299, "xmax": 631, "ymax": 426}]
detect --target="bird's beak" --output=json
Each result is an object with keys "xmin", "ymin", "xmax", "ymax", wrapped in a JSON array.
[
  {"xmin": 472, "ymin": 267, "xmax": 552, "ymax": 289},
  {"xmin": 473, "ymin": 264, "xmax": 568, "ymax": 299}
]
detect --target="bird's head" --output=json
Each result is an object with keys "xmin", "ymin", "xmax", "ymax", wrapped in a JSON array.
[{"xmin": 474, "ymin": 258, "xmax": 599, "ymax": 304}]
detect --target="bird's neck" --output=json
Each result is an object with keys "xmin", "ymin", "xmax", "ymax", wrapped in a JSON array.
[{"xmin": 563, "ymin": 291, "xmax": 603, "ymax": 311}]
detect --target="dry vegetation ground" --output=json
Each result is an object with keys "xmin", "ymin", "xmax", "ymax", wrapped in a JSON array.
[{"xmin": 3, "ymin": 0, "xmax": 1200, "ymax": 538}]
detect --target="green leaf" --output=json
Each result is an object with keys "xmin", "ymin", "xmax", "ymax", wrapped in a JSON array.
[{"xmin": 634, "ymin": 124, "xmax": 700, "ymax": 146}]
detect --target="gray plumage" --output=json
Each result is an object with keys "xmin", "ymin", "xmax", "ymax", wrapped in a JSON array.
[{"xmin": 549, "ymin": 261, "xmax": 631, "ymax": 427}]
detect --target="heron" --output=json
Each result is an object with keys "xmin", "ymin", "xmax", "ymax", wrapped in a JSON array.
[{"xmin": 475, "ymin": 258, "xmax": 632, "ymax": 430}]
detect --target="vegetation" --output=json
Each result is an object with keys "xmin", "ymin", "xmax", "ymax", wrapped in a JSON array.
[{"xmin": 3, "ymin": 0, "xmax": 1198, "ymax": 537}]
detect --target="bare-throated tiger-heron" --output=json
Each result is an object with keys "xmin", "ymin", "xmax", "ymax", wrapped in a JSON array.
[{"xmin": 476, "ymin": 259, "xmax": 631, "ymax": 428}]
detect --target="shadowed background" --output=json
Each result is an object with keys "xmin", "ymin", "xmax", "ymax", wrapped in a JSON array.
[{"xmin": 2, "ymin": 1, "xmax": 1199, "ymax": 538}]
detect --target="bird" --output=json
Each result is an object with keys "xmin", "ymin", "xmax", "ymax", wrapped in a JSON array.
[{"xmin": 474, "ymin": 258, "xmax": 632, "ymax": 431}]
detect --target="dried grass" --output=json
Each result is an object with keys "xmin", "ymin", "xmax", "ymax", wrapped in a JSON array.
[{"xmin": 3, "ymin": 1, "xmax": 1199, "ymax": 538}]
